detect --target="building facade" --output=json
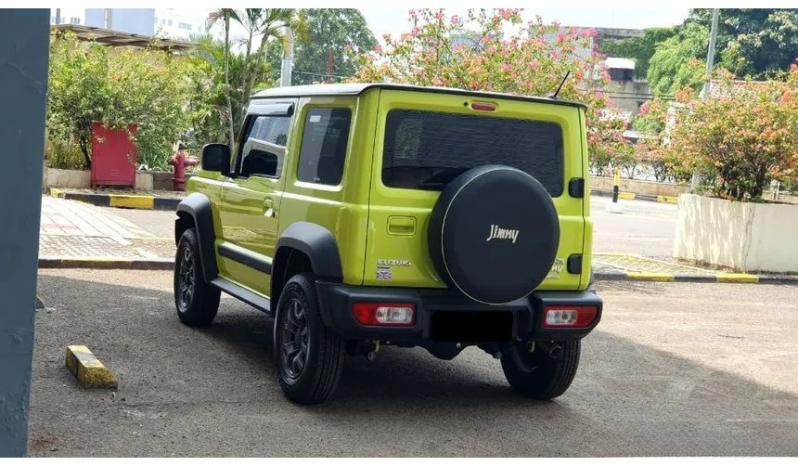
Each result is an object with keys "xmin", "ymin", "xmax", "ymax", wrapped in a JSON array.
[{"xmin": 49, "ymin": 8, "xmax": 207, "ymax": 40}]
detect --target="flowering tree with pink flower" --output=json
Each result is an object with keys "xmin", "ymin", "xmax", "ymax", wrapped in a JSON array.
[
  {"xmin": 346, "ymin": 8, "xmax": 631, "ymax": 173},
  {"xmin": 659, "ymin": 66, "xmax": 798, "ymax": 201},
  {"xmin": 631, "ymin": 98, "xmax": 692, "ymax": 183}
]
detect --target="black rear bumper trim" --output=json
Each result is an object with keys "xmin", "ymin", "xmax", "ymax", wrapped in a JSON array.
[{"xmin": 314, "ymin": 282, "xmax": 602, "ymax": 345}]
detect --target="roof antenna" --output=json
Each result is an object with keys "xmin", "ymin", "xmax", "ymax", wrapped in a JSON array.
[{"xmin": 550, "ymin": 71, "xmax": 571, "ymax": 99}]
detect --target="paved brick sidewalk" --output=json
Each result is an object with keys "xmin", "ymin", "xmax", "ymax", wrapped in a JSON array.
[
  {"xmin": 39, "ymin": 196, "xmax": 174, "ymax": 262},
  {"xmin": 593, "ymin": 254, "xmax": 716, "ymax": 276}
]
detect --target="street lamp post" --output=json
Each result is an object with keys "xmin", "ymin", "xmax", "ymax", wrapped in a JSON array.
[
  {"xmin": 691, "ymin": 8, "xmax": 720, "ymax": 192},
  {"xmin": 280, "ymin": 27, "xmax": 294, "ymax": 87}
]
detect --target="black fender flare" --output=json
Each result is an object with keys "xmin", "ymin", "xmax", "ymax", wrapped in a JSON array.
[
  {"xmin": 273, "ymin": 221, "xmax": 343, "ymax": 283},
  {"xmin": 175, "ymin": 192, "xmax": 218, "ymax": 282}
]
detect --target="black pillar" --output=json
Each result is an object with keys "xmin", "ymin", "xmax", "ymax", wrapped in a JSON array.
[{"xmin": 0, "ymin": 8, "xmax": 50, "ymax": 457}]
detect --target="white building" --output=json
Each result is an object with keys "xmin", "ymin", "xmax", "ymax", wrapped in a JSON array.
[
  {"xmin": 153, "ymin": 9, "xmax": 208, "ymax": 40},
  {"xmin": 48, "ymin": 8, "xmax": 208, "ymax": 41}
]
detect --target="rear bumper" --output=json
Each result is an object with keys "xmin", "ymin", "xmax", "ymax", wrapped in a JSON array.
[{"xmin": 315, "ymin": 281, "xmax": 603, "ymax": 345}]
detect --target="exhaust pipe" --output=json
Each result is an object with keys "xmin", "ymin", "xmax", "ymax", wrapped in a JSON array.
[{"xmin": 540, "ymin": 341, "xmax": 562, "ymax": 359}]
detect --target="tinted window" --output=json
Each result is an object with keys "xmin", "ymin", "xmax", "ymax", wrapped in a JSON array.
[
  {"xmin": 382, "ymin": 110, "xmax": 564, "ymax": 196},
  {"xmin": 296, "ymin": 108, "xmax": 351, "ymax": 186},
  {"xmin": 239, "ymin": 115, "xmax": 289, "ymax": 178}
]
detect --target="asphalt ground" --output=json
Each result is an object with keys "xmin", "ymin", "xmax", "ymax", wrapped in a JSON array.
[{"xmin": 29, "ymin": 269, "xmax": 798, "ymax": 457}]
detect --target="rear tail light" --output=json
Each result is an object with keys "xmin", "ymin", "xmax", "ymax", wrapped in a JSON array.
[
  {"xmin": 543, "ymin": 306, "xmax": 598, "ymax": 329},
  {"xmin": 353, "ymin": 302, "xmax": 415, "ymax": 326}
]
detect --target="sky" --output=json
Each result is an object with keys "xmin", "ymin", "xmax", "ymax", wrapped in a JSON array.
[
  {"xmin": 359, "ymin": 8, "xmax": 691, "ymax": 40},
  {"xmin": 196, "ymin": 7, "xmax": 691, "ymax": 46}
]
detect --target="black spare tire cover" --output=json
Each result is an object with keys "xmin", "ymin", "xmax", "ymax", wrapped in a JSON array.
[{"xmin": 427, "ymin": 165, "xmax": 560, "ymax": 305}]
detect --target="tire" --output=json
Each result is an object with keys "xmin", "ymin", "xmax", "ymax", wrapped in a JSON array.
[
  {"xmin": 174, "ymin": 228, "xmax": 221, "ymax": 327},
  {"xmin": 501, "ymin": 340, "xmax": 581, "ymax": 400},
  {"xmin": 273, "ymin": 273, "xmax": 345, "ymax": 405},
  {"xmin": 427, "ymin": 165, "xmax": 560, "ymax": 305}
]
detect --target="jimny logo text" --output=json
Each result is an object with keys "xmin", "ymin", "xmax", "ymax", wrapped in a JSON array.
[{"xmin": 486, "ymin": 224, "xmax": 520, "ymax": 244}]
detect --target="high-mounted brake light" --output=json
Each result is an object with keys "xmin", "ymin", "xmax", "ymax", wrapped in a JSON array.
[
  {"xmin": 471, "ymin": 101, "xmax": 496, "ymax": 112},
  {"xmin": 543, "ymin": 305, "xmax": 598, "ymax": 329},
  {"xmin": 353, "ymin": 302, "xmax": 416, "ymax": 326}
]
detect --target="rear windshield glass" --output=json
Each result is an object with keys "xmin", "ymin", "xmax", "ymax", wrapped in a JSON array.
[{"xmin": 381, "ymin": 109, "xmax": 564, "ymax": 195}]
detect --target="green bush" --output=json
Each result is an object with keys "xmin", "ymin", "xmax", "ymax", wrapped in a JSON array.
[
  {"xmin": 47, "ymin": 31, "xmax": 193, "ymax": 171},
  {"xmin": 45, "ymin": 139, "xmax": 85, "ymax": 170}
]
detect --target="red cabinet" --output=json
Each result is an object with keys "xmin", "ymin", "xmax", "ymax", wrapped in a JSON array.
[{"xmin": 91, "ymin": 122, "xmax": 138, "ymax": 188}]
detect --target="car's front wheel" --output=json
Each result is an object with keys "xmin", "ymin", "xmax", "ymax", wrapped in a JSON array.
[
  {"xmin": 174, "ymin": 228, "xmax": 221, "ymax": 327},
  {"xmin": 273, "ymin": 273, "xmax": 345, "ymax": 405},
  {"xmin": 501, "ymin": 339, "xmax": 581, "ymax": 400}
]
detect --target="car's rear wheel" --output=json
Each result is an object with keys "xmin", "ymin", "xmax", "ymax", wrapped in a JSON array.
[
  {"xmin": 174, "ymin": 228, "xmax": 221, "ymax": 327},
  {"xmin": 501, "ymin": 339, "xmax": 581, "ymax": 400},
  {"xmin": 274, "ymin": 273, "xmax": 345, "ymax": 405}
]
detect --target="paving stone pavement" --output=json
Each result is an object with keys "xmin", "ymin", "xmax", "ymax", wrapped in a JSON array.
[
  {"xmin": 593, "ymin": 253, "xmax": 717, "ymax": 276},
  {"xmin": 39, "ymin": 196, "xmax": 173, "ymax": 260}
]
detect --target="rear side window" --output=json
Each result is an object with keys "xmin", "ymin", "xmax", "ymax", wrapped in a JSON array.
[
  {"xmin": 381, "ymin": 110, "xmax": 564, "ymax": 196},
  {"xmin": 296, "ymin": 108, "xmax": 352, "ymax": 186}
]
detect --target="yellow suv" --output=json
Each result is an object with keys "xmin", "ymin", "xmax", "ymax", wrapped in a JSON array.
[{"xmin": 173, "ymin": 83, "xmax": 603, "ymax": 405}]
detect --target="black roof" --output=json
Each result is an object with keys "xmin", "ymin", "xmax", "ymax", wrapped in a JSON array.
[{"xmin": 252, "ymin": 83, "xmax": 587, "ymax": 110}]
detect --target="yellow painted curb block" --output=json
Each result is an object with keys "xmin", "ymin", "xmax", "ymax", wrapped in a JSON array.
[
  {"xmin": 717, "ymin": 273, "xmax": 759, "ymax": 284},
  {"xmin": 657, "ymin": 195, "xmax": 679, "ymax": 204},
  {"xmin": 626, "ymin": 272, "xmax": 675, "ymax": 282},
  {"xmin": 65, "ymin": 345, "xmax": 118, "ymax": 389},
  {"xmin": 109, "ymin": 194, "xmax": 155, "ymax": 209},
  {"xmin": 618, "ymin": 192, "xmax": 636, "ymax": 200},
  {"xmin": 49, "ymin": 188, "xmax": 65, "ymax": 198}
]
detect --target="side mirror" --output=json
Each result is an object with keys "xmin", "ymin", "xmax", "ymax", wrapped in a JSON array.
[{"xmin": 201, "ymin": 143, "xmax": 231, "ymax": 175}]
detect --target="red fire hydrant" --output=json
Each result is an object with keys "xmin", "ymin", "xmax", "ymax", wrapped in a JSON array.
[{"xmin": 169, "ymin": 145, "xmax": 198, "ymax": 191}]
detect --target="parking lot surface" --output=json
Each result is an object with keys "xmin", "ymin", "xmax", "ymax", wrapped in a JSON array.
[{"xmin": 30, "ymin": 269, "xmax": 798, "ymax": 457}]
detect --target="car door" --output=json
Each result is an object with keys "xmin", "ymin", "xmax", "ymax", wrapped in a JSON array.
[{"xmin": 216, "ymin": 101, "xmax": 295, "ymax": 297}]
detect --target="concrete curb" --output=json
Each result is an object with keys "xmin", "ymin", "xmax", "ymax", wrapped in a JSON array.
[
  {"xmin": 49, "ymin": 188, "xmax": 182, "ymax": 211},
  {"xmin": 595, "ymin": 271, "xmax": 798, "ymax": 285},
  {"xmin": 36, "ymin": 256, "xmax": 797, "ymax": 284},
  {"xmin": 65, "ymin": 345, "xmax": 118, "ymax": 389},
  {"xmin": 38, "ymin": 257, "xmax": 174, "ymax": 270},
  {"xmin": 592, "ymin": 189, "xmax": 680, "ymax": 204}
]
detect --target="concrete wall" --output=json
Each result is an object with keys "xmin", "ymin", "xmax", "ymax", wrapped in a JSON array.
[
  {"xmin": 673, "ymin": 194, "xmax": 798, "ymax": 273},
  {"xmin": 42, "ymin": 167, "xmax": 91, "ymax": 190},
  {"xmin": 42, "ymin": 168, "xmax": 167, "ymax": 191},
  {"xmin": 604, "ymin": 79, "xmax": 652, "ymax": 115},
  {"xmin": 590, "ymin": 176, "xmax": 689, "ymax": 197},
  {"xmin": 149, "ymin": 171, "xmax": 174, "ymax": 191}
]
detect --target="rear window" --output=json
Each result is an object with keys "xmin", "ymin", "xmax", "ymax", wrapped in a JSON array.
[{"xmin": 381, "ymin": 109, "xmax": 564, "ymax": 196}]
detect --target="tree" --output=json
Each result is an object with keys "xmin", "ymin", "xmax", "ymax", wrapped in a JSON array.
[
  {"xmin": 598, "ymin": 27, "xmax": 676, "ymax": 79},
  {"xmin": 47, "ymin": 31, "xmax": 193, "ymax": 170},
  {"xmin": 661, "ymin": 68, "xmax": 798, "ymax": 201},
  {"xmin": 204, "ymin": 8, "xmax": 302, "ymax": 145},
  {"xmin": 631, "ymin": 98, "xmax": 691, "ymax": 182},
  {"xmin": 206, "ymin": 8, "xmax": 239, "ymax": 147},
  {"xmin": 647, "ymin": 9, "xmax": 798, "ymax": 98},
  {"xmin": 267, "ymin": 9, "xmax": 377, "ymax": 85},
  {"xmin": 347, "ymin": 8, "xmax": 631, "ymax": 168},
  {"xmin": 647, "ymin": 22, "xmax": 709, "ymax": 96},
  {"xmin": 688, "ymin": 9, "xmax": 798, "ymax": 79},
  {"xmin": 184, "ymin": 35, "xmax": 265, "ymax": 153},
  {"xmin": 241, "ymin": 9, "xmax": 304, "ymax": 101}
]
